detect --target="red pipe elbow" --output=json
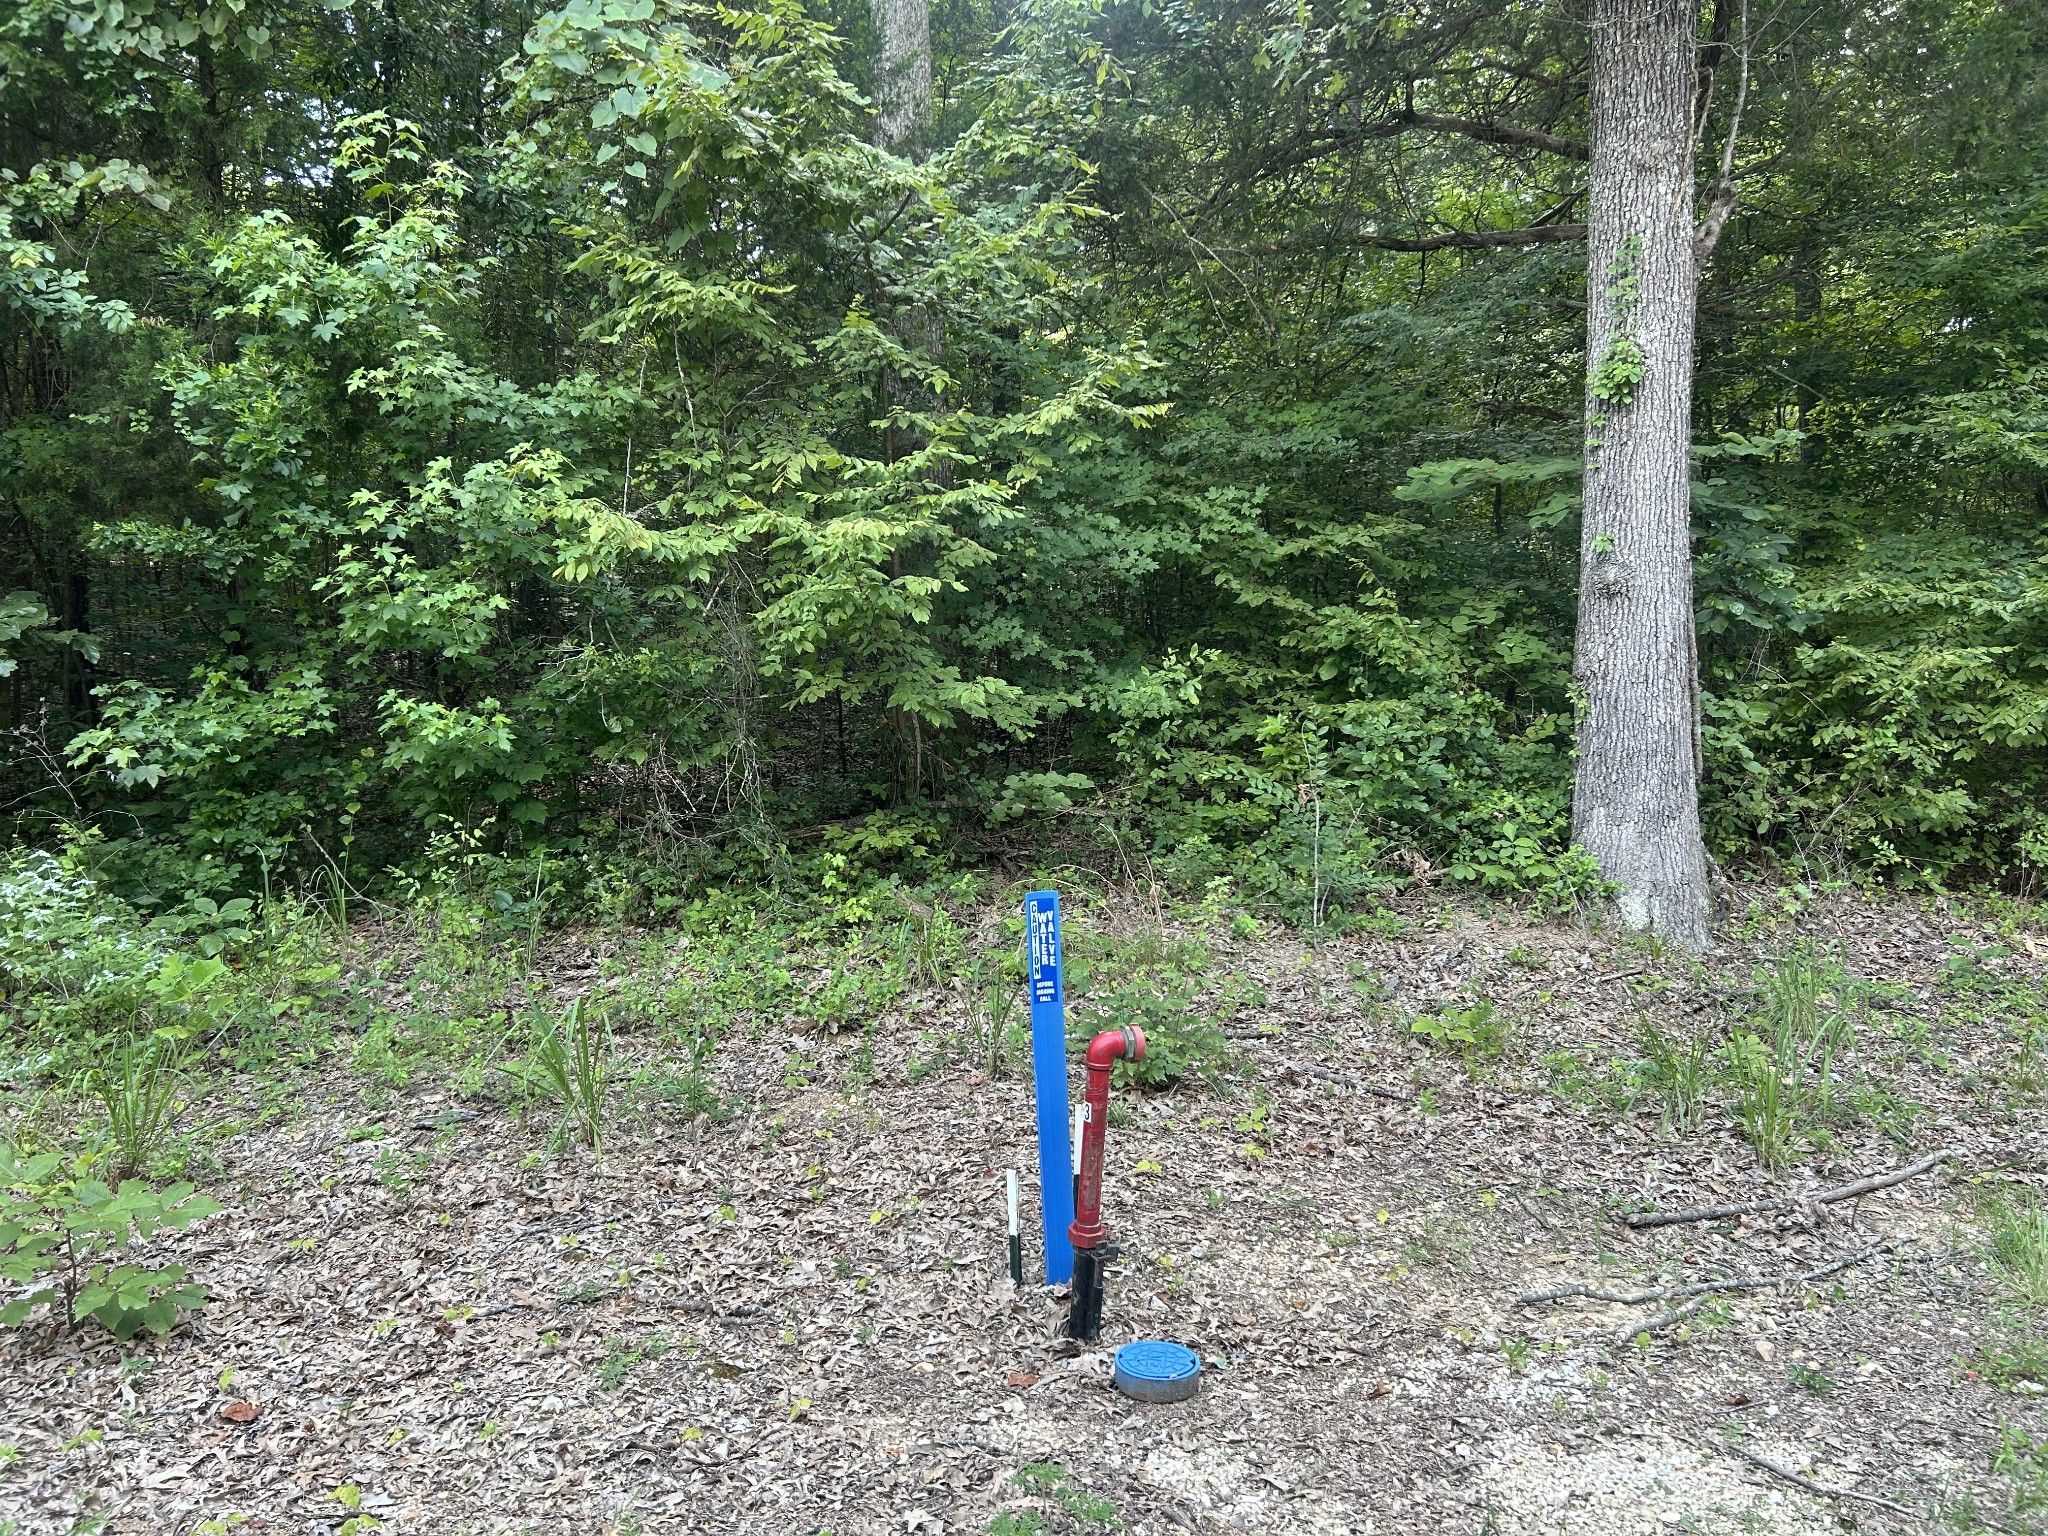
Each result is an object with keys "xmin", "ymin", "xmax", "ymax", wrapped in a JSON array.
[
  {"xmin": 1086, "ymin": 1025, "xmax": 1147, "ymax": 1070},
  {"xmin": 1069, "ymin": 1026, "xmax": 1146, "ymax": 1251}
]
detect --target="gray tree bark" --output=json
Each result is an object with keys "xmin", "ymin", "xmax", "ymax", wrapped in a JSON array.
[
  {"xmin": 871, "ymin": 0, "xmax": 932, "ymax": 154},
  {"xmin": 1572, "ymin": 0, "xmax": 1713, "ymax": 951}
]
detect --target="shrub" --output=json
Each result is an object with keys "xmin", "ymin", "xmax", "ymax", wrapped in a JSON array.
[
  {"xmin": 0, "ymin": 1146, "xmax": 220, "ymax": 1339},
  {"xmin": 0, "ymin": 847, "xmax": 160, "ymax": 1014}
]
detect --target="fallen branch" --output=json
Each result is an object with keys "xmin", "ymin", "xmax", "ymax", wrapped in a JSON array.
[
  {"xmin": 1623, "ymin": 1151, "xmax": 1956, "ymax": 1229},
  {"xmin": 1620, "ymin": 1241, "xmax": 1903, "ymax": 1343},
  {"xmin": 1518, "ymin": 1239, "xmax": 1909, "ymax": 1344},
  {"xmin": 1716, "ymin": 1441, "xmax": 1916, "ymax": 1517},
  {"xmin": 1287, "ymin": 1064, "xmax": 1415, "ymax": 1103}
]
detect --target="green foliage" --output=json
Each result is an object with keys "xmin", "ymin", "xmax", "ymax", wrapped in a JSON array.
[
  {"xmin": 87, "ymin": 1032, "xmax": 190, "ymax": 1179},
  {"xmin": 515, "ymin": 997, "xmax": 612, "ymax": 1153},
  {"xmin": 988, "ymin": 1463, "xmax": 1119, "ymax": 1534},
  {"xmin": 1633, "ymin": 1017, "xmax": 1713, "ymax": 1134},
  {"xmin": 1408, "ymin": 994, "xmax": 1512, "ymax": 1067},
  {"xmin": 0, "ymin": 1146, "xmax": 220, "ymax": 1339},
  {"xmin": 1984, "ymin": 1189, "xmax": 2048, "ymax": 1308},
  {"xmin": 0, "ymin": 846, "xmax": 161, "ymax": 1016},
  {"xmin": 1968, "ymin": 1337, "xmax": 2048, "ymax": 1391},
  {"xmin": 1992, "ymin": 1426, "xmax": 2048, "ymax": 1516},
  {"xmin": 596, "ymin": 1331, "xmax": 670, "ymax": 1390},
  {"xmin": 1723, "ymin": 946, "xmax": 1859, "ymax": 1169},
  {"xmin": 1065, "ymin": 927, "xmax": 1236, "ymax": 1091},
  {"xmin": 2, "ymin": 0, "xmax": 2047, "ymax": 908}
]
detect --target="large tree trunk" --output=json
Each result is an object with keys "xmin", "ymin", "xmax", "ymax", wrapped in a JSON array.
[
  {"xmin": 871, "ymin": 0, "xmax": 932, "ymax": 155},
  {"xmin": 871, "ymin": 0, "xmax": 937, "ymax": 802},
  {"xmin": 1572, "ymin": 0, "xmax": 1713, "ymax": 951}
]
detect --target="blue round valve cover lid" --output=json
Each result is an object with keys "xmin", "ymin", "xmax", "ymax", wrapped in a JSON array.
[{"xmin": 1113, "ymin": 1340, "xmax": 1201, "ymax": 1402}]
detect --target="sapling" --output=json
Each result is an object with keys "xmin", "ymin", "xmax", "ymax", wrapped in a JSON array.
[{"xmin": 0, "ymin": 1146, "xmax": 219, "ymax": 1339}]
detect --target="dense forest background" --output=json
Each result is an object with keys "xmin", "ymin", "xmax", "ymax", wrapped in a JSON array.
[{"xmin": 4, "ymin": 0, "xmax": 2046, "ymax": 924}]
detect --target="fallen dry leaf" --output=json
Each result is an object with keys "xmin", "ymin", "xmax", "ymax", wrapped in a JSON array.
[
  {"xmin": 1006, "ymin": 1372, "xmax": 1038, "ymax": 1388},
  {"xmin": 218, "ymin": 1401, "xmax": 259, "ymax": 1424}
]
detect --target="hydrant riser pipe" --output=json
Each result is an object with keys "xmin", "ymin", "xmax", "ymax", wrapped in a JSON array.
[
  {"xmin": 1063, "ymin": 1025, "xmax": 1144, "ymax": 1342},
  {"xmin": 1068, "ymin": 1024, "xmax": 1142, "ymax": 1252}
]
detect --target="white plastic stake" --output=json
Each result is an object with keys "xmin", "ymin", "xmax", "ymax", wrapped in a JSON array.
[{"xmin": 1005, "ymin": 1169, "xmax": 1023, "ymax": 1285}]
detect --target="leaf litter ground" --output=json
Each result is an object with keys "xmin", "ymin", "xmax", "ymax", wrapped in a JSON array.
[{"xmin": 3, "ymin": 889, "xmax": 2045, "ymax": 1535}]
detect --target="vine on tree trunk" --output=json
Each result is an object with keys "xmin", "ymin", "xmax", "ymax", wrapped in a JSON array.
[{"xmin": 1590, "ymin": 234, "xmax": 1646, "ymax": 409}]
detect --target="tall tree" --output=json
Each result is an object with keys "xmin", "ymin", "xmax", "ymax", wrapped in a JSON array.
[
  {"xmin": 1571, "ymin": 0, "xmax": 1742, "ymax": 951},
  {"xmin": 870, "ymin": 0, "xmax": 932, "ymax": 153}
]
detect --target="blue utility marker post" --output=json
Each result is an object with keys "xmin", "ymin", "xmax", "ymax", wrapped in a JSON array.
[{"xmin": 1026, "ymin": 889, "xmax": 1075, "ymax": 1286}]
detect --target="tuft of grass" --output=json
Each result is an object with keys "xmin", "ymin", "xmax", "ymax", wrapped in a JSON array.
[
  {"xmin": 2010, "ymin": 1016, "xmax": 2048, "ymax": 1097},
  {"xmin": 1725, "ymin": 1027, "xmax": 1799, "ymax": 1171},
  {"xmin": 1635, "ymin": 1017, "xmax": 1712, "ymax": 1134},
  {"xmin": 1993, "ymin": 1426, "xmax": 2048, "ymax": 1515},
  {"xmin": 1722, "ymin": 944, "xmax": 1858, "ymax": 1169},
  {"xmin": 521, "ymin": 996, "xmax": 611, "ymax": 1153},
  {"xmin": 87, "ymin": 1032, "xmax": 190, "ymax": 1179},
  {"xmin": 973, "ymin": 969, "xmax": 1022, "ymax": 1080},
  {"xmin": 1986, "ymin": 1190, "xmax": 2048, "ymax": 1308}
]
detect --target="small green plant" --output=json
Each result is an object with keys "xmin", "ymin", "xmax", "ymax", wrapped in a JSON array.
[
  {"xmin": 1992, "ymin": 1426, "xmax": 2048, "ymax": 1514},
  {"xmin": 597, "ymin": 1332, "xmax": 669, "ymax": 1390},
  {"xmin": 1502, "ymin": 1337, "xmax": 1531, "ymax": 1373},
  {"xmin": 634, "ymin": 1062, "xmax": 730, "ymax": 1124},
  {"xmin": 518, "ymin": 996, "xmax": 611, "ymax": 1152},
  {"xmin": 87, "ymin": 1032, "xmax": 191, "ymax": 1180},
  {"xmin": 1725, "ymin": 1027, "xmax": 1799, "ymax": 1170},
  {"xmin": 556, "ymin": 1279, "xmax": 612, "ymax": 1308},
  {"xmin": 974, "ymin": 970, "xmax": 1022, "ymax": 1080},
  {"xmin": 2011, "ymin": 1016, "xmax": 2048, "ymax": 1096},
  {"xmin": 372, "ymin": 1147, "xmax": 432, "ymax": 1203},
  {"xmin": 988, "ymin": 1462, "xmax": 1119, "ymax": 1533},
  {"xmin": 1589, "ymin": 237, "xmax": 1646, "ymax": 410},
  {"xmin": 330, "ymin": 1483, "xmax": 381, "ymax": 1536},
  {"xmin": 1402, "ymin": 1210, "xmax": 1475, "ymax": 1269},
  {"xmin": 1409, "ymin": 994, "xmax": 1511, "ymax": 1066},
  {"xmin": 1786, "ymin": 1361, "xmax": 1835, "ymax": 1395},
  {"xmin": 0, "ymin": 1146, "xmax": 220, "ymax": 1339},
  {"xmin": 1966, "ymin": 1338, "xmax": 2048, "ymax": 1390}
]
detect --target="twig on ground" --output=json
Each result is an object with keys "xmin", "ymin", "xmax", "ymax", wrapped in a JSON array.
[
  {"xmin": 661, "ymin": 1296, "xmax": 765, "ymax": 1321},
  {"xmin": 1714, "ymin": 1441, "xmax": 1917, "ymax": 1517},
  {"xmin": 1286, "ymin": 1064, "xmax": 1415, "ymax": 1102},
  {"xmin": 1623, "ymin": 1151, "xmax": 1956, "ymax": 1229},
  {"xmin": 1518, "ymin": 1239, "xmax": 1909, "ymax": 1344},
  {"xmin": 1510, "ymin": 1187, "xmax": 1560, "ymax": 1232}
]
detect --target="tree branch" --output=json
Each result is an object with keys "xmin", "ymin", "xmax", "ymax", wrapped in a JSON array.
[
  {"xmin": 1255, "ymin": 106, "xmax": 1588, "ymax": 180},
  {"xmin": 1693, "ymin": 0, "xmax": 1751, "ymax": 263},
  {"xmin": 1400, "ymin": 110, "xmax": 1589, "ymax": 161},
  {"xmin": 1622, "ymin": 1150, "xmax": 1955, "ymax": 1230},
  {"xmin": 1342, "ymin": 223, "xmax": 1587, "ymax": 253},
  {"xmin": 1716, "ymin": 1443, "xmax": 1917, "ymax": 1518}
]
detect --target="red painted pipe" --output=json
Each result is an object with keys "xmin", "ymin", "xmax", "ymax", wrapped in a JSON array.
[{"xmin": 1068, "ymin": 1025, "xmax": 1145, "ymax": 1251}]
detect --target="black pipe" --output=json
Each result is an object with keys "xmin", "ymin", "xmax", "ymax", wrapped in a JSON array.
[{"xmin": 1064, "ymin": 1242, "xmax": 1117, "ymax": 1341}]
